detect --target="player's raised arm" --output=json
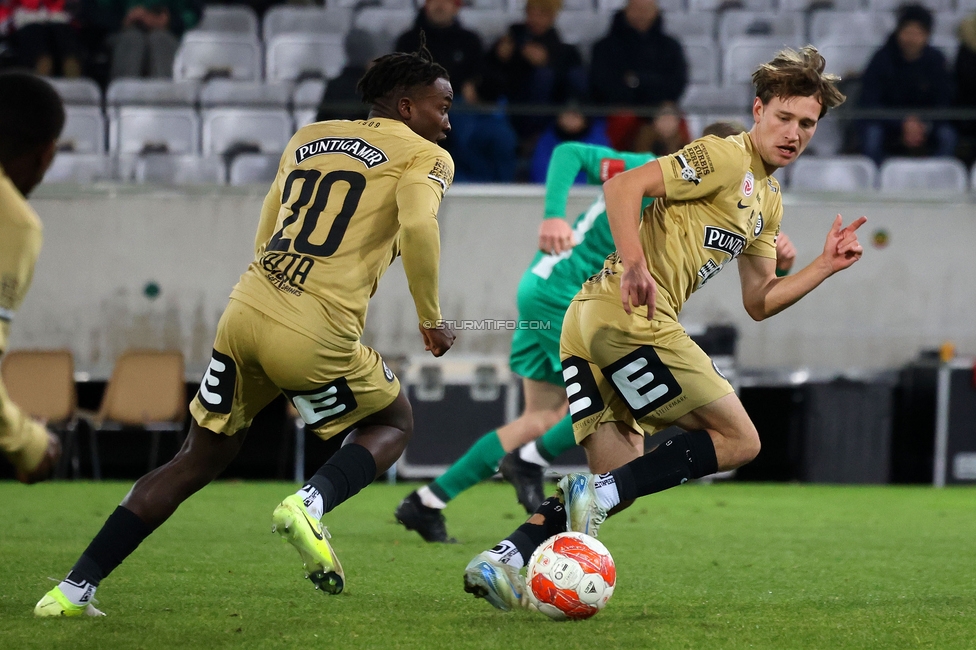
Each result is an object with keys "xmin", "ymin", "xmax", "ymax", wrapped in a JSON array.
[
  {"xmin": 603, "ymin": 159, "xmax": 666, "ymax": 318},
  {"xmin": 540, "ymin": 143, "xmax": 618, "ymax": 254},
  {"xmin": 738, "ymin": 215, "xmax": 867, "ymax": 321}
]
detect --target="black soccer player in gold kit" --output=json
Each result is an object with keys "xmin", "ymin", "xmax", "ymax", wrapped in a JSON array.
[{"xmin": 36, "ymin": 47, "xmax": 457, "ymax": 616}]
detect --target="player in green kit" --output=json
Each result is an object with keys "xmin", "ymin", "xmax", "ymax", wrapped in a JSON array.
[{"xmin": 395, "ymin": 141, "xmax": 658, "ymax": 543}]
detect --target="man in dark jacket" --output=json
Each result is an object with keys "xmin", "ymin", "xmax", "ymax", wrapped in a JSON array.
[
  {"xmin": 588, "ymin": 0, "xmax": 686, "ymax": 107},
  {"xmin": 860, "ymin": 4, "xmax": 956, "ymax": 165},
  {"xmin": 395, "ymin": 0, "xmax": 482, "ymax": 93}
]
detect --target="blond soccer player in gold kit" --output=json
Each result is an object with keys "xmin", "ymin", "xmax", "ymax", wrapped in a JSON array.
[
  {"xmin": 0, "ymin": 72, "xmax": 64, "ymax": 485},
  {"xmin": 464, "ymin": 47, "xmax": 869, "ymax": 611},
  {"xmin": 36, "ymin": 47, "xmax": 457, "ymax": 616}
]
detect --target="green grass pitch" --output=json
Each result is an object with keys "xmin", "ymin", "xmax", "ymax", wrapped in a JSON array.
[{"xmin": 2, "ymin": 480, "xmax": 975, "ymax": 649}]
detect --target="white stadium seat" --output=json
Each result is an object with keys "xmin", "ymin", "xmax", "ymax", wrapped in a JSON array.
[
  {"xmin": 806, "ymin": 115, "xmax": 846, "ymax": 157},
  {"xmin": 202, "ymin": 109, "xmax": 293, "ymax": 156},
  {"xmin": 879, "ymin": 157, "xmax": 968, "ymax": 193},
  {"xmin": 664, "ymin": 12, "xmax": 716, "ymax": 40},
  {"xmin": 262, "ymin": 6, "xmax": 353, "ymax": 41},
  {"xmin": 293, "ymin": 79, "xmax": 326, "ymax": 111},
  {"xmin": 689, "ymin": 0, "xmax": 772, "ymax": 11},
  {"xmin": 598, "ymin": 0, "xmax": 684, "ymax": 11},
  {"xmin": 229, "ymin": 153, "xmax": 280, "ymax": 186},
  {"xmin": 111, "ymin": 107, "xmax": 199, "ymax": 154},
  {"xmin": 684, "ymin": 112, "xmax": 753, "ymax": 139},
  {"xmin": 718, "ymin": 11, "xmax": 804, "ymax": 48},
  {"xmin": 294, "ymin": 109, "xmax": 319, "ymax": 129},
  {"xmin": 723, "ymin": 37, "xmax": 788, "ymax": 86},
  {"xmin": 43, "ymin": 153, "xmax": 113, "ymax": 184},
  {"xmin": 106, "ymin": 79, "xmax": 199, "ymax": 108},
  {"xmin": 458, "ymin": 9, "xmax": 517, "ymax": 45},
  {"xmin": 195, "ymin": 5, "xmax": 259, "ymax": 35},
  {"xmin": 682, "ymin": 38, "xmax": 720, "ymax": 86},
  {"xmin": 555, "ymin": 11, "xmax": 610, "ymax": 51},
  {"xmin": 200, "ymin": 80, "xmax": 293, "ymax": 108},
  {"xmin": 778, "ymin": 0, "xmax": 861, "ymax": 10},
  {"xmin": 788, "ymin": 156, "xmax": 877, "ymax": 192},
  {"xmin": 682, "ymin": 83, "xmax": 754, "ymax": 112},
  {"xmin": 134, "ymin": 154, "xmax": 226, "ymax": 185},
  {"xmin": 868, "ymin": 0, "xmax": 952, "ymax": 12},
  {"xmin": 809, "ymin": 12, "xmax": 893, "ymax": 48},
  {"xmin": 59, "ymin": 107, "xmax": 106, "ymax": 153},
  {"xmin": 173, "ymin": 32, "xmax": 262, "ymax": 82},
  {"xmin": 817, "ymin": 43, "xmax": 880, "ymax": 79},
  {"xmin": 48, "ymin": 78, "xmax": 102, "ymax": 107},
  {"xmin": 352, "ymin": 9, "xmax": 414, "ymax": 57},
  {"xmin": 265, "ymin": 34, "xmax": 346, "ymax": 83}
]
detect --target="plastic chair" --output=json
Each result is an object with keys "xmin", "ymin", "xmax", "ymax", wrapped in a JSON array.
[
  {"xmin": 1, "ymin": 350, "xmax": 80, "ymax": 478},
  {"xmin": 87, "ymin": 350, "xmax": 186, "ymax": 479}
]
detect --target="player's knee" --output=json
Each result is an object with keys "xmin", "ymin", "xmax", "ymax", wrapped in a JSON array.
[
  {"xmin": 734, "ymin": 431, "xmax": 761, "ymax": 467},
  {"xmin": 384, "ymin": 394, "xmax": 414, "ymax": 440}
]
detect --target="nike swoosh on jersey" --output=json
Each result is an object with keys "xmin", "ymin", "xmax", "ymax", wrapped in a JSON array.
[
  {"xmin": 301, "ymin": 510, "xmax": 324, "ymax": 541},
  {"xmin": 737, "ymin": 200, "xmax": 748, "ymax": 209}
]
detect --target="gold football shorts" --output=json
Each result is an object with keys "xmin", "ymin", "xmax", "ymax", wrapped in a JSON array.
[
  {"xmin": 559, "ymin": 297, "xmax": 733, "ymax": 443},
  {"xmin": 190, "ymin": 299, "xmax": 400, "ymax": 440}
]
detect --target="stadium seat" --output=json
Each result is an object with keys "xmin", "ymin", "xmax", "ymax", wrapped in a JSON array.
[
  {"xmin": 685, "ymin": 112, "xmax": 753, "ymax": 139},
  {"xmin": 458, "ymin": 9, "xmax": 518, "ymax": 45},
  {"xmin": 689, "ymin": 0, "xmax": 772, "ymax": 11},
  {"xmin": 959, "ymin": 0, "xmax": 976, "ymax": 12},
  {"xmin": 60, "ymin": 107, "xmax": 106, "ymax": 153},
  {"xmin": 598, "ymin": 0, "xmax": 684, "ymax": 11},
  {"xmin": 43, "ymin": 153, "xmax": 114, "ymax": 183},
  {"xmin": 106, "ymin": 79, "xmax": 199, "ymax": 109},
  {"xmin": 809, "ymin": 12, "xmax": 893, "ymax": 48},
  {"xmin": 86, "ymin": 350, "xmax": 186, "ymax": 480},
  {"xmin": 195, "ymin": 5, "xmax": 259, "ymax": 35},
  {"xmin": 262, "ymin": 6, "xmax": 353, "ymax": 41},
  {"xmin": 777, "ymin": 0, "xmax": 861, "ymax": 10},
  {"xmin": 202, "ymin": 109, "xmax": 293, "ymax": 156},
  {"xmin": 468, "ymin": 0, "xmax": 511, "ymax": 8},
  {"xmin": 879, "ymin": 157, "xmax": 968, "ymax": 193},
  {"xmin": 173, "ymin": 32, "xmax": 262, "ymax": 82},
  {"xmin": 682, "ymin": 38, "xmax": 720, "ymax": 86},
  {"xmin": 664, "ymin": 12, "xmax": 716, "ymax": 40},
  {"xmin": 48, "ymin": 78, "xmax": 102, "ymax": 107},
  {"xmin": 200, "ymin": 80, "xmax": 293, "ymax": 108},
  {"xmin": 555, "ymin": 11, "xmax": 610, "ymax": 54},
  {"xmin": 717, "ymin": 11, "xmax": 804, "ymax": 48},
  {"xmin": 134, "ymin": 154, "xmax": 226, "ymax": 185},
  {"xmin": 806, "ymin": 115, "xmax": 846, "ymax": 156},
  {"xmin": 294, "ymin": 109, "xmax": 318, "ymax": 129},
  {"xmin": 1, "ymin": 350, "xmax": 81, "ymax": 479},
  {"xmin": 229, "ymin": 153, "xmax": 280, "ymax": 185},
  {"xmin": 293, "ymin": 79, "xmax": 326, "ymax": 111},
  {"xmin": 682, "ymin": 83, "xmax": 753, "ymax": 113},
  {"xmin": 352, "ymin": 9, "xmax": 414, "ymax": 57},
  {"xmin": 111, "ymin": 107, "xmax": 200, "ymax": 154},
  {"xmin": 266, "ymin": 34, "xmax": 346, "ymax": 83},
  {"xmin": 868, "ymin": 0, "xmax": 951, "ymax": 12},
  {"xmin": 787, "ymin": 156, "xmax": 877, "ymax": 192},
  {"xmin": 723, "ymin": 37, "xmax": 788, "ymax": 86},
  {"xmin": 816, "ymin": 42, "xmax": 879, "ymax": 79}
]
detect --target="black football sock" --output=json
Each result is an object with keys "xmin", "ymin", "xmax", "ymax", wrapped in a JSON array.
[
  {"xmin": 610, "ymin": 430, "xmax": 718, "ymax": 501},
  {"xmin": 304, "ymin": 443, "xmax": 377, "ymax": 514},
  {"xmin": 506, "ymin": 496, "xmax": 567, "ymax": 565},
  {"xmin": 66, "ymin": 506, "xmax": 154, "ymax": 588}
]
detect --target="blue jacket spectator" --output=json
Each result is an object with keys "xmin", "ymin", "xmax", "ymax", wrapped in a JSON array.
[
  {"xmin": 449, "ymin": 78, "xmax": 518, "ymax": 183},
  {"xmin": 860, "ymin": 4, "xmax": 956, "ymax": 165},
  {"xmin": 530, "ymin": 110, "xmax": 610, "ymax": 183}
]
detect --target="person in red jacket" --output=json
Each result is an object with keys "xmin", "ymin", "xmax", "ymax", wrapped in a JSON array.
[{"xmin": 5, "ymin": 0, "xmax": 82, "ymax": 77}]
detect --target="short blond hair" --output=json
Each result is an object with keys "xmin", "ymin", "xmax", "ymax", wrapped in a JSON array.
[
  {"xmin": 753, "ymin": 46, "xmax": 845, "ymax": 118},
  {"xmin": 525, "ymin": 0, "xmax": 562, "ymax": 14}
]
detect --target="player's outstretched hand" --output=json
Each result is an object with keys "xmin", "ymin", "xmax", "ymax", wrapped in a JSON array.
[
  {"xmin": 620, "ymin": 261, "xmax": 657, "ymax": 320},
  {"xmin": 776, "ymin": 231, "xmax": 797, "ymax": 274},
  {"xmin": 420, "ymin": 322, "xmax": 455, "ymax": 357},
  {"xmin": 16, "ymin": 430, "xmax": 61, "ymax": 485},
  {"xmin": 822, "ymin": 215, "xmax": 867, "ymax": 274},
  {"xmin": 539, "ymin": 218, "xmax": 575, "ymax": 255}
]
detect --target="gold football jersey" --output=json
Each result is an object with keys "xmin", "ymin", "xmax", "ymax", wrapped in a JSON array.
[
  {"xmin": 580, "ymin": 132, "xmax": 782, "ymax": 321},
  {"xmin": 231, "ymin": 118, "xmax": 454, "ymax": 348},
  {"xmin": 0, "ymin": 169, "xmax": 43, "ymax": 353}
]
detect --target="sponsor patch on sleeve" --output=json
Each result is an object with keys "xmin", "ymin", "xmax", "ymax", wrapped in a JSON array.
[
  {"xmin": 427, "ymin": 158, "xmax": 454, "ymax": 192},
  {"xmin": 672, "ymin": 142, "xmax": 714, "ymax": 185},
  {"xmin": 600, "ymin": 158, "xmax": 626, "ymax": 181}
]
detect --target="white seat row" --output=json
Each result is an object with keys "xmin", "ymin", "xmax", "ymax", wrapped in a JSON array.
[
  {"xmin": 43, "ymin": 152, "xmax": 281, "ymax": 186},
  {"xmin": 787, "ymin": 155, "xmax": 971, "ymax": 191}
]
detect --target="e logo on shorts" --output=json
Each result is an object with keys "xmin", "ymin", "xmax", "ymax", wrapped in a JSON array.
[
  {"xmin": 197, "ymin": 349, "xmax": 236, "ymax": 414},
  {"xmin": 284, "ymin": 378, "xmax": 359, "ymax": 429},
  {"xmin": 602, "ymin": 346, "xmax": 682, "ymax": 419},
  {"xmin": 562, "ymin": 356, "xmax": 604, "ymax": 423}
]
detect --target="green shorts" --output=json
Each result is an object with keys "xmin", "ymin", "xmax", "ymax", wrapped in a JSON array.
[{"xmin": 509, "ymin": 272, "xmax": 569, "ymax": 387}]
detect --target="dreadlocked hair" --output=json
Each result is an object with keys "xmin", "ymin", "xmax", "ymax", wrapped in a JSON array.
[
  {"xmin": 753, "ymin": 46, "xmax": 845, "ymax": 118},
  {"xmin": 357, "ymin": 36, "xmax": 449, "ymax": 104}
]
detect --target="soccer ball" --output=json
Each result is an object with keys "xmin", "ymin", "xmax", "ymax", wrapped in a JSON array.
[{"xmin": 525, "ymin": 532, "xmax": 616, "ymax": 621}]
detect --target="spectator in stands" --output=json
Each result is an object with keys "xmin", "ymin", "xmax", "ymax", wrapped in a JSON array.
[
  {"xmin": 954, "ymin": 13, "xmax": 976, "ymax": 165},
  {"xmin": 104, "ymin": 0, "xmax": 201, "ymax": 79},
  {"xmin": 484, "ymin": 0, "xmax": 586, "ymax": 142},
  {"xmin": 448, "ymin": 74, "xmax": 518, "ymax": 183},
  {"xmin": 529, "ymin": 107, "xmax": 609, "ymax": 183},
  {"xmin": 395, "ymin": 0, "xmax": 482, "ymax": 94},
  {"xmin": 588, "ymin": 0, "xmax": 686, "ymax": 151},
  {"xmin": 859, "ymin": 4, "xmax": 956, "ymax": 166},
  {"xmin": 316, "ymin": 29, "xmax": 375, "ymax": 123},
  {"xmin": 6, "ymin": 0, "xmax": 83, "ymax": 77}
]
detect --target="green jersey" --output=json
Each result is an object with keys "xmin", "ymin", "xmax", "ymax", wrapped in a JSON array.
[{"xmin": 522, "ymin": 142, "xmax": 655, "ymax": 312}]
